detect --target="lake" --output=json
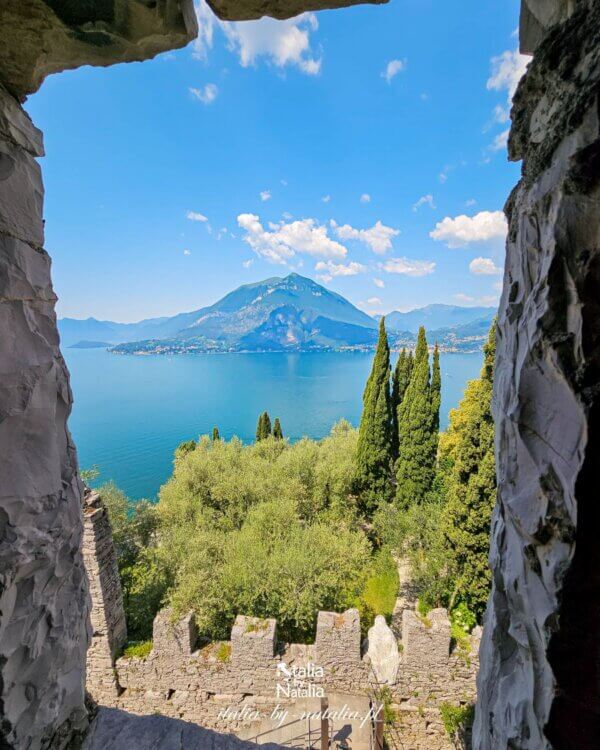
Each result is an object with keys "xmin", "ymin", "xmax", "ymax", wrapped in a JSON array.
[{"xmin": 64, "ymin": 349, "xmax": 483, "ymax": 499}]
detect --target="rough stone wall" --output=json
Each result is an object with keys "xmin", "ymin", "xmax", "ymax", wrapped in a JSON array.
[
  {"xmin": 315, "ymin": 609, "xmax": 361, "ymax": 668},
  {"xmin": 389, "ymin": 611, "xmax": 481, "ymax": 750},
  {"xmin": 86, "ymin": 605, "xmax": 479, "ymax": 748},
  {"xmin": 0, "ymin": 83, "xmax": 90, "ymax": 749},
  {"xmin": 474, "ymin": 1, "xmax": 600, "ymax": 747},
  {"xmin": 82, "ymin": 491, "xmax": 127, "ymax": 705}
]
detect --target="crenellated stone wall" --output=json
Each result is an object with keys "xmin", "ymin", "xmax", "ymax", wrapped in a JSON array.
[{"xmin": 86, "ymin": 601, "xmax": 479, "ymax": 749}]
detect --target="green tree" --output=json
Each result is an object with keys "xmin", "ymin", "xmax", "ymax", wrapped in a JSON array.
[
  {"xmin": 439, "ymin": 322, "xmax": 497, "ymax": 620},
  {"xmin": 255, "ymin": 412, "xmax": 272, "ymax": 441},
  {"xmin": 355, "ymin": 317, "xmax": 393, "ymax": 515},
  {"xmin": 263, "ymin": 412, "xmax": 272, "ymax": 438},
  {"xmin": 396, "ymin": 327, "xmax": 435, "ymax": 508},
  {"xmin": 429, "ymin": 342, "xmax": 442, "ymax": 463},
  {"xmin": 391, "ymin": 349, "xmax": 414, "ymax": 459},
  {"xmin": 175, "ymin": 440, "xmax": 196, "ymax": 461},
  {"xmin": 212, "ymin": 426, "xmax": 220, "ymax": 441},
  {"xmin": 273, "ymin": 417, "xmax": 283, "ymax": 440}
]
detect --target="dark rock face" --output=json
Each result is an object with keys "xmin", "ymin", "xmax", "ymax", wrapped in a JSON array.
[
  {"xmin": 474, "ymin": 1, "xmax": 600, "ymax": 747},
  {"xmin": 0, "ymin": 0, "xmax": 199, "ymax": 99},
  {"xmin": 207, "ymin": 0, "xmax": 387, "ymax": 22},
  {"xmin": 0, "ymin": 84, "xmax": 90, "ymax": 749}
]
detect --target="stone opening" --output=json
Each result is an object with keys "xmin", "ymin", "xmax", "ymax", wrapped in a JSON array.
[{"xmin": 1, "ymin": 0, "xmax": 599, "ymax": 748}]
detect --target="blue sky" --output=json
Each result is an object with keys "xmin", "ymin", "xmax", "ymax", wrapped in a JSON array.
[{"xmin": 25, "ymin": 0, "xmax": 526, "ymax": 322}]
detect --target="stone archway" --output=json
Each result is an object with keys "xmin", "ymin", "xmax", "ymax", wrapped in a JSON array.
[{"xmin": 0, "ymin": 1, "xmax": 598, "ymax": 748}]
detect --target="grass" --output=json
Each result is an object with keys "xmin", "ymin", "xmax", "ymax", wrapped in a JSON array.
[
  {"xmin": 215, "ymin": 642, "xmax": 231, "ymax": 663},
  {"xmin": 122, "ymin": 640, "xmax": 153, "ymax": 659},
  {"xmin": 356, "ymin": 547, "xmax": 399, "ymax": 632}
]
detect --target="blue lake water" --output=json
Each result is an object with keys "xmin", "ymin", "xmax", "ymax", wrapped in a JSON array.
[{"xmin": 64, "ymin": 349, "xmax": 484, "ymax": 500}]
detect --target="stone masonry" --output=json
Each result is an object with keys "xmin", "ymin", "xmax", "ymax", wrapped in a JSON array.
[
  {"xmin": 87, "ymin": 605, "xmax": 480, "ymax": 749},
  {"xmin": 82, "ymin": 490, "xmax": 127, "ymax": 703}
]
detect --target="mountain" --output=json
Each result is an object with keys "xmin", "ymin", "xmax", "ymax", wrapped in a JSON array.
[
  {"xmin": 60, "ymin": 274, "xmax": 378, "ymax": 353},
  {"xmin": 385, "ymin": 304, "xmax": 496, "ymax": 333},
  {"xmin": 59, "ymin": 274, "xmax": 496, "ymax": 355}
]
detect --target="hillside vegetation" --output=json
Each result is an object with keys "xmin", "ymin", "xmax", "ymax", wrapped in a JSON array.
[{"xmin": 98, "ymin": 319, "xmax": 497, "ymax": 647}]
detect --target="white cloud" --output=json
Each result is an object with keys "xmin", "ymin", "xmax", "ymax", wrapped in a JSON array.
[
  {"xmin": 465, "ymin": 198, "xmax": 477, "ymax": 207},
  {"xmin": 222, "ymin": 12, "xmax": 321, "ymax": 75},
  {"xmin": 373, "ymin": 278, "xmax": 385, "ymax": 289},
  {"xmin": 183, "ymin": 249, "xmax": 191, "ymax": 256},
  {"xmin": 367, "ymin": 297, "xmax": 382, "ymax": 305},
  {"xmin": 192, "ymin": 1, "xmax": 215, "ymax": 60},
  {"xmin": 322, "ymin": 195, "xmax": 331, "ymax": 203},
  {"xmin": 490, "ymin": 128, "xmax": 510, "ymax": 152},
  {"xmin": 237, "ymin": 213, "xmax": 347, "ymax": 264},
  {"xmin": 412, "ymin": 194, "xmax": 436, "ymax": 212},
  {"xmin": 243, "ymin": 259, "xmax": 254, "ymax": 268},
  {"xmin": 469, "ymin": 257, "xmax": 503, "ymax": 275},
  {"xmin": 381, "ymin": 58, "xmax": 406, "ymax": 84},
  {"xmin": 492, "ymin": 104, "xmax": 510, "ymax": 124},
  {"xmin": 454, "ymin": 293, "xmax": 499, "ymax": 306},
  {"xmin": 430, "ymin": 210, "xmax": 507, "ymax": 248},
  {"xmin": 189, "ymin": 83, "xmax": 218, "ymax": 104},
  {"xmin": 187, "ymin": 211, "xmax": 209, "ymax": 222},
  {"xmin": 315, "ymin": 260, "xmax": 366, "ymax": 282},
  {"xmin": 332, "ymin": 219, "xmax": 400, "ymax": 255},
  {"xmin": 360, "ymin": 193, "xmax": 371, "ymax": 203},
  {"xmin": 487, "ymin": 49, "xmax": 529, "ymax": 103},
  {"xmin": 439, "ymin": 171, "xmax": 448, "ymax": 184},
  {"xmin": 281, "ymin": 179, "xmax": 288, "ymax": 186},
  {"xmin": 260, "ymin": 190, "xmax": 272, "ymax": 202},
  {"xmin": 380, "ymin": 257, "xmax": 436, "ymax": 277}
]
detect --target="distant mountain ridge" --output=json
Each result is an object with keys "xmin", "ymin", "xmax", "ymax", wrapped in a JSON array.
[
  {"xmin": 385, "ymin": 303, "xmax": 496, "ymax": 334},
  {"xmin": 58, "ymin": 274, "xmax": 496, "ymax": 354}
]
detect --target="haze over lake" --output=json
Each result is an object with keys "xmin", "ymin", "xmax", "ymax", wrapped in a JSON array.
[{"xmin": 65, "ymin": 348, "xmax": 483, "ymax": 499}]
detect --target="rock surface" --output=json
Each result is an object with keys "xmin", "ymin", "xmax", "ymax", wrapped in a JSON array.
[
  {"xmin": 0, "ymin": 0, "xmax": 198, "ymax": 98},
  {"xmin": 365, "ymin": 615, "xmax": 399, "ymax": 685},
  {"xmin": 0, "ymin": 81, "xmax": 90, "ymax": 749},
  {"xmin": 207, "ymin": 0, "xmax": 386, "ymax": 22},
  {"xmin": 474, "ymin": 1, "xmax": 600, "ymax": 747}
]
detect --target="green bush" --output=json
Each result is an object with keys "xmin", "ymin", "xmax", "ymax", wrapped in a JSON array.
[
  {"xmin": 215, "ymin": 643, "xmax": 231, "ymax": 663},
  {"xmin": 122, "ymin": 640, "xmax": 153, "ymax": 659},
  {"xmin": 439, "ymin": 703, "xmax": 475, "ymax": 739},
  {"xmin": 355, "ymin": 548, "xmax": 399, "ymax": 632}
]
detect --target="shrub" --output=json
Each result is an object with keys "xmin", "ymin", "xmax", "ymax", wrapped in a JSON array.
[
  {"xmin": 440, "ymin": 703, "xmax": 475, "ymax": 740},
  {"xmin": 122, "ymin": 640, "xmax": 153, "ymax": 659},
  {"xmin": 215, "ymin": 643, "xmax": 231, "ymax": 663},
  {"xmin": 355, "ymin": 547, "xmax": 399, "ymax": 632}
]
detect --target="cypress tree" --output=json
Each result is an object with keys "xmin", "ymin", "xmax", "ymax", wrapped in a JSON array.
[
  {"xmin": 395, "ymin": 326, "xmax": 435, "ymax": 508},
  {"xmin": 212, "ymin": 426, "xmax": 220, "ymax": 441},
  {"xmin": 263, "ymin": 412, "xmax": 272, "ymax": 438},
  {"xmin": 256, "ymin": 413, "xmax": 263, "ymax": 442},
  {"xmin": 355, "ymin": 317, "xmax": 393, "ymax": 515},
  {"xmin": 440, "ymin": 322, "xmax": 496, "ymax": 619},
  {"xmin": 256, "ymin": 412, "xmax": 273, "ymax": 441},
  {"xmin": 430, "ymin": 343, "xmax": 442, "ymax": 460},
  {"xmin": 273, "ymin": 418, "xmax": 283, "ymax": 440},
  {"xmin": 391, "ymin": 349, "xmax": 414, "ymax": 459}
]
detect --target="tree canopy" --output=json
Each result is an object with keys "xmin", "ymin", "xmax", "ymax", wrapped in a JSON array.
[{"xmin": 354, "ymin": 318, "xmax": 394, "ymax": 514}]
